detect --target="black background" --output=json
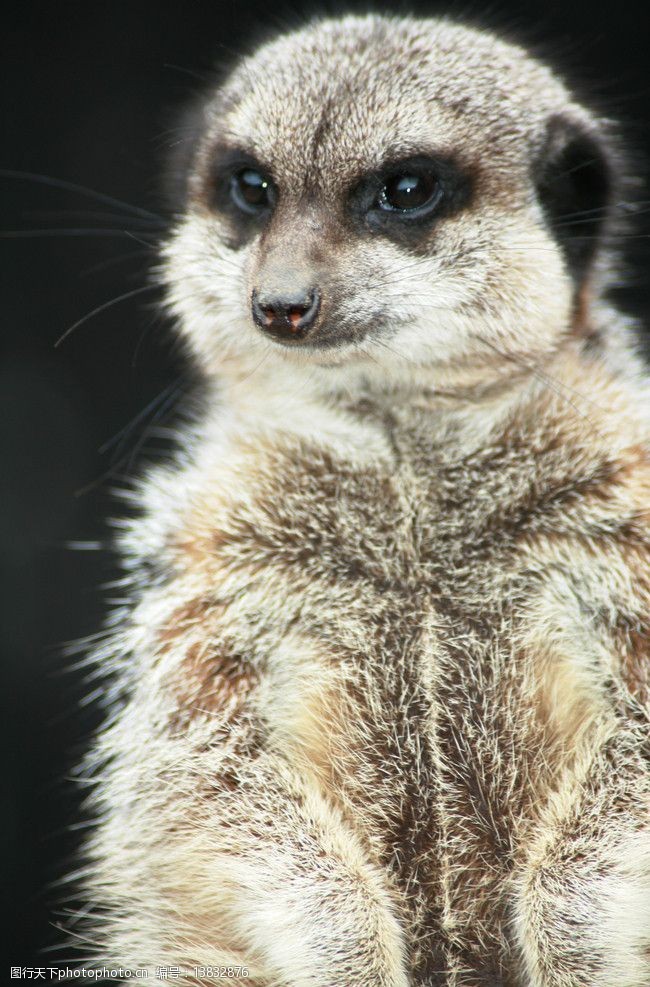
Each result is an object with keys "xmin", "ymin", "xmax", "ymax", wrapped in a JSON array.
[{"xmin": 3, "ymin": 0, "xmax": 650, "ymax": 967}]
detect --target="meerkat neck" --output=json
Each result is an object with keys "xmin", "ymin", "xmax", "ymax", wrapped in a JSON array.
[
  {"xmin": 204, "ymin": 355, "xmax": 535, "ymax": 461},
  {"xmin": 201, "ymin": 325, "xmax": 645, "ymax": 463}
]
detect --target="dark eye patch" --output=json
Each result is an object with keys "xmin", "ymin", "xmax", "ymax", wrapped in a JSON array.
[
  {"xmin": 348, "ymin": 154, "xmax": 473, "ymax": 246},
  {"xmin": 203, "ymin": 146, "xmax": 275, "ymax": 215},
  {"xmin": 200, "ymin": 145, "xmax": 276, "ymax": 247}
]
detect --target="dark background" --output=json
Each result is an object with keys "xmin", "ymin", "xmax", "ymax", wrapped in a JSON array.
[{"xmin": 3, "ymin": 0, "xmax": 650, "ymax": 968}]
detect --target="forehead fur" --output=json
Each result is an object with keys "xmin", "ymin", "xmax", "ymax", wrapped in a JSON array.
[{"xmin": 201, "ymin": 14, "xmax": 593, "ymax": 194}]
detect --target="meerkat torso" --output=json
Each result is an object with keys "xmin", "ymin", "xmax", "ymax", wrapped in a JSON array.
[{"xmin": 79, "ymin": 14, "xmax": 650, "ymax": 987}]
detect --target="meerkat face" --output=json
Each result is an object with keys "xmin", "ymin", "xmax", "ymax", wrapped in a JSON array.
[{"xmin": 164, "ymin": 15, "xmax": 615, "ymax": 394}]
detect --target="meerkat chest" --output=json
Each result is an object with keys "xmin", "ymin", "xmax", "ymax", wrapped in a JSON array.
[
  {"xmin": 164, "ymin": 428, "xmax": 543, "ymax": 740},
  {"xmin": 202, "ymin": 432, "xmax": 522, "ymax": 608},
  {"xmin": 142, "ymin": 424, "xmax": 614, "ymax": 962},
  {"xmin": 248, "ymin": 426, "xmax": 528, "ymax": 615}
]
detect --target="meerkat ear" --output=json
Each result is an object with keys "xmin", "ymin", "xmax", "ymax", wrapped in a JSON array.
[{"xmin": 534, "ymin": 116, "xmax": 615, "ymax": 285}]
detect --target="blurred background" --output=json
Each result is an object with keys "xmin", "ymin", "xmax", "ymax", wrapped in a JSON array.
[{"xmin": 3, "ymin": 0, "xmax": 650, "ymax": 968}]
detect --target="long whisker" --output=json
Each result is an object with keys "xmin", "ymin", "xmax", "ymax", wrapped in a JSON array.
[
  {"xmin": 162, "ymin": 62, "xmax": 211, "ymax": 83},
  {"xmin": 54, "ymin": 284, "xmax": 160, "ymax": 348},
  {"xmin": 372, "ymin": 336, "xmax": 419, "ymax": 367},
  {"xmin": 469, "ymin": 332, "xmax": 604, "ymax": 428},
  {"xmin": 23, "ymin": 208, "xmax": 165, "ymax": 228},
  {"xmin": 0, "ymin": 168, "xmax": 164, "ymax": 222},
  {"xmin": 113, "ymin": 381, "xmax": 189, "ymax": 473},
  {"xmin": 80, "ymin": 250, "xmax": 153, "ymax": 278},
  {"xmin": 234, "ymin": 346, "xmax": 274, "ymax": 385},
  {"xmin": 74, "ymin": 376, "xmax": 190, "ymax": 498},
  {"xmin": 0, "ymin": 228, "xmax": 159, "ymax": 240}
]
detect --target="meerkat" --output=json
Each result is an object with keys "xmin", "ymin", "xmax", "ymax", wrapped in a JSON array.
[{"xmin": 74, "ymin": 13, "xmax": 650, "ymax": 987}]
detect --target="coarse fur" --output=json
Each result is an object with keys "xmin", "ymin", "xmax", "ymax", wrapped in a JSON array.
[{"xmin": 76, "ymin": 13, "xmax": 650, "ymax": 987}]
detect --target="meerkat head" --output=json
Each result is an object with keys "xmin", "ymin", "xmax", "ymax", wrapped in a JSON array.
[{"xmin": 163, "ymin": 14, "xmax": 619, "ymax": 398}]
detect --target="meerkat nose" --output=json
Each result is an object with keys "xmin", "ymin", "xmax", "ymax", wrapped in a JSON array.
[{"xmin": 251, "ymin": 287, "xmax": 321, "ymax": 343}]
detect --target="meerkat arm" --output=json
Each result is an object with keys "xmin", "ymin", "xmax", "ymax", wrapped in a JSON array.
[
  {"xmin": 86, "ymin": 582, "xmax": 410, "ymax": 986},
  {"xmin": 513, "ymin": 723, "xmax": 650, "ymax": 987},
  {"xmin": 511, "ymin": 533, "xmax": 650, "ymax": 987}
]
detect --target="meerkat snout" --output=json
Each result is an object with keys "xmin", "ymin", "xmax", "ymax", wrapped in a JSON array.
[{"xmin": 251, "ymin": 285, "xmax": 321, "ymax": 343}]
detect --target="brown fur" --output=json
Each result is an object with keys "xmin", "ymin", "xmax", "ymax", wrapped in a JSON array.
[{"xmin": 75, "ymin": 14, "xmax": 650, "ymax": 987}]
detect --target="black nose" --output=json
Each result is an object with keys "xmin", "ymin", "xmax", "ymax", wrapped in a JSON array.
[{"xmin": 252, "ymin": 287, "xmax": 321, "ymax": 342}]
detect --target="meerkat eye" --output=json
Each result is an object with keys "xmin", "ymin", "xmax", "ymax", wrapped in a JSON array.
[
  {"xmin": 349, "ymin": 155, "xmax": 466, "ymax": 231},
  {"xmin": 378, "ymin": 172, "xmax": 441, "ymax": 213},
  {"xmin": 230, "ymin": 168, "xmax": 274, "ymax": 213}
]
